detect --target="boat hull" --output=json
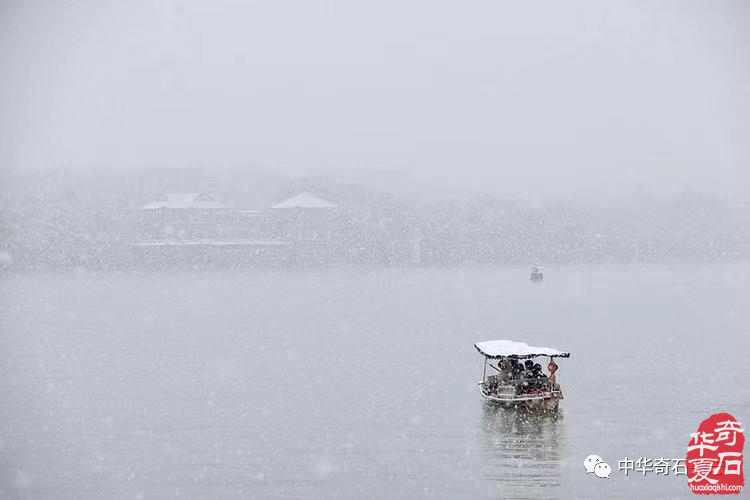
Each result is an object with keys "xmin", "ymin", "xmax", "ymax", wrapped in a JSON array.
[{"xmin": 480, "ymin": 389, "xmax": 561, "ymax": 412}]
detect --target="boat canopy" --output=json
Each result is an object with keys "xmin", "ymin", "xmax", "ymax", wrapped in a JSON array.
[{"xmin": 474, "ymin": 340, "xmax": 570, "ymax": 360}]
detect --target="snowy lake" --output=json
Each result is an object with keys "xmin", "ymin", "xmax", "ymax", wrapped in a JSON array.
[{"xmin": 1, "ymin": 263, "xmax": 748, "ymax": 499}]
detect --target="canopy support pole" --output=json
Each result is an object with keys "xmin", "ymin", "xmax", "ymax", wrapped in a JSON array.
[{"xmin": 482, "ymin": 357, "xmax": 487, "ymax": 383}]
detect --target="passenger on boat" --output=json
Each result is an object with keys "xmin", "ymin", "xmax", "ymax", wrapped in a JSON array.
[
  {"xmin": 523, "ymin": 359, "xmax": 535, "ymax": 374},
  {"xmin": 509, "ymin": 359, "xmax": 524, "ymax": 380},
  {"xmin": 533, "ymin": 363, "xmax": 550, "ymax": 389},
  {"xmin": 486, "ymin": 360, "xmax": 512, "ymax": 393},
  {"xmin": 511, "ymin": 360, "xmax": 529, "ymax": 394},
  {"xmin": 523, "ymin": 360, "xmax": 536, "ymax": 389},
  {"xmin": 547, "ymin": 360, "xmax": 559, "ymax": 390},
  {"xmin": 497, "ymin": 360, "xmax": 512, "ymax": 382},
  {"xmin": 517, "ymin": 360, "xmax": 548, "ymax": 392},
  {"xmin": 484, "ymin": 374, "xmax": 498, "ymax": 393}
]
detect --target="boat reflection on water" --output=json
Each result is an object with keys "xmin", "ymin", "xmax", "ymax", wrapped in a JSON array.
[{"xmin": 479, "ymin": 403, "xmax": 563, "ymax": 498}]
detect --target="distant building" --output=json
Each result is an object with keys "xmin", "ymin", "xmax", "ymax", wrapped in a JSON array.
[
  {"xmin": 133, "ymin": 191, "xmax": 345, "ymax": 266},
  {"xmin": 270, "ymin": 192, "xmax": 338, "ymax": 210},
  {"xmin": 140, "ymin": 192, "xmax": 229, "ymax": 211},
  {"xmin": 269, "ymin": 192, "xmax": 340, "ymax": 244},
  {"xmin": 137, "ymin": 193, "xmax": 232, "ymax": 240}
]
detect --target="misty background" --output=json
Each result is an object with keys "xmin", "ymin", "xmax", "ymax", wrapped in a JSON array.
[
  {"xmin": 2, "ymin": 2, "xmax": 750, "ymax": 498},
  {"xmin": 1, "ymin": 0, "xmax": 749, "ymax": 267}
]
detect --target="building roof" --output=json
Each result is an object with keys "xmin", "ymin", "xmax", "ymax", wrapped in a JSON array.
[
  {"xmin": 271, "ymin": 192, "xmax": 337, "ymax": 209},
  {"xmin": 140, "ymin": 193, "xmax": 229, "ymax": 210}
]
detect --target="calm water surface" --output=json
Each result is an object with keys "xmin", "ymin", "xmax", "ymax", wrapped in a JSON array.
[{"xmin": 1, "ymin": 263, "xmax": 749, "ymax": 499}]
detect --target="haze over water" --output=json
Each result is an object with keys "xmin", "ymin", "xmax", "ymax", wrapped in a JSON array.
[
  {"xmin": 2, "ymin": 263, "xmax": 747, "ymax": 498},
  {"xmin": 2, "ymin": 0, "xmax": 750, "ymax": 199},
  {"xmin": 1, "ymin": 0, "xmax": 749, "ymax": 497}
]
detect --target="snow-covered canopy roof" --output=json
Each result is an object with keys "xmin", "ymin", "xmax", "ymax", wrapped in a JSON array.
[
  {"xmin": 474, "ymin": 340, "xmax": 570, "ymax": 359},
  {"xmin": 271, "ymin": 192, "xmax": 337, "ymax": 209},
  {"xmin": 140, "ymin": 193, "xmax": 229, "ymax": 210}
]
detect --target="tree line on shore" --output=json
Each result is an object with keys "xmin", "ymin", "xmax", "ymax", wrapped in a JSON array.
[{"xmin": 1, "ymin": 169, "xmax": 748, "ymax": 270}]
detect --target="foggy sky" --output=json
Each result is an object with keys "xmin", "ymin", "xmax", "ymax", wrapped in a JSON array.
[{"xmin": 1, "ymin": 0, "xmax": 748, "ymax": 198}]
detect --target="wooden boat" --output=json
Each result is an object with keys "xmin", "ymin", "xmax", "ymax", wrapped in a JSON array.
[
  {"xmin": 530, "ymin": 266, "xmax": 544, "ymax": 282},
  {"xmin": 475, "ymin": 339, "xmax": 570, "ymax": 411}
]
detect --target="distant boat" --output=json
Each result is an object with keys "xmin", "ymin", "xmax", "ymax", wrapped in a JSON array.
[
  {"xmin": 475, "ymin": 339, "xmax": 570, "ymax": 412},
  {"xmin": 530, "ymin": 266, "xmax": 544, "ymax": 282}
]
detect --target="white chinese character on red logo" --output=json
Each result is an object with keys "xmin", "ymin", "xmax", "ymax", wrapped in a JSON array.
[
  {"xmin": 713, "ymin": 452, "xmax": 743, "ymax": 476},
  {"xmin": 714, "ymin": 420, "xmax": 744, "ymax": 447},
  {"xmin": 688, "ymin": 432, "xmax": 719, "ymax": 456},
  {"xmin": 688, "ymin": 458, "xmax": 718, "ymax": 484}
]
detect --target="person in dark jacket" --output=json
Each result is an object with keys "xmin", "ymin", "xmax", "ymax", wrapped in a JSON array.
[{"xmin": 523, "ymin": 360, "xmax": 546, "ymax": 390}]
